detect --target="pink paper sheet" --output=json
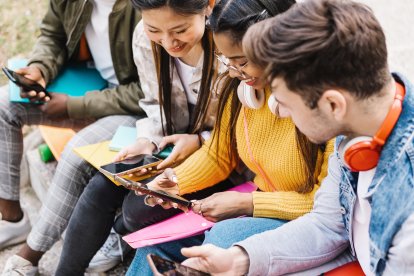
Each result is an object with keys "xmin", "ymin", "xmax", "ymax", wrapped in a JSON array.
[{"xmin": 123, "ymin": 182, "xmax": 257, "ymax": 248}]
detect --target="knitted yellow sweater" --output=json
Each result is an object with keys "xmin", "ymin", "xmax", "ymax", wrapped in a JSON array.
[{"xmin": 175, "ymin": 89, "xmax": 334, "ymax": 220}]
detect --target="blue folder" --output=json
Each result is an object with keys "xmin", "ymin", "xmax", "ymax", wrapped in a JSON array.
[
  {"xmin": 7, "ymin": 58, "xmax": 108, "ymax": 103},
  {"xmin": 109, "ymin": 126, "xmax": 137, "ymax": 152}
]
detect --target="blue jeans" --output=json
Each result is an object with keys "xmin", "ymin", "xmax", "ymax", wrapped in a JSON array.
[{"xmin": 126, "ymin": 217, "xmax": 286, "ymax": 276}]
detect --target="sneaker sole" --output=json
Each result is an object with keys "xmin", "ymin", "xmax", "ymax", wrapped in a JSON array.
[{"xmin": 86, "ymin": 259, "xmax": 121, "ymax": 273}]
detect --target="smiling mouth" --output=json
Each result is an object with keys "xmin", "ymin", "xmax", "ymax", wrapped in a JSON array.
[
  {"xmin": 244, "ymin": 78, "xmax": 257, "ymax": 86},
  {"xmin": 169, "ymin": 44, "xmax": 185, "ymax": 52}
]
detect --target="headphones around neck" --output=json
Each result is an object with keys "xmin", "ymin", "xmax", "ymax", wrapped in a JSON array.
[
  {"xmin": 237, "ymin": 81, "xmax": 265, "ymax": 109},
  {"xmin": 237, "ymin": 80, "xmax": 280, "ymax": 116},
  {"xmin": 338, "ymin": 82, "xmax": 405, "ymax": 172}
]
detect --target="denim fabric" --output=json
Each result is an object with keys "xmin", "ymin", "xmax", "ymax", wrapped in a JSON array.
[
  {"xmin": 203, "ymin": 217, "xmax": 286, "ymax": 248},
  {"xmin": 126, "ymin": 217, "xmax": 286, "ymax": 275},
  {"xmin": 126, "ymin": 236, "xmax": 204, "ymax": 276},
  {"xmin": 56, "ymin": 172, "xmax": 129, "ymax": 275},
  {"xmin": 337, "ymin": 73, "xmax": 414, "ymax": 275},
  {"xmin": 236, "ymin": 156, "xmax": 350, "ymax": 275}
]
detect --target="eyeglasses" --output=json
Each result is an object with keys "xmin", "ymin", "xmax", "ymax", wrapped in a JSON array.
[{"xmin": 214, "ymin": 52, "xmax": 248, "ymax": 78}]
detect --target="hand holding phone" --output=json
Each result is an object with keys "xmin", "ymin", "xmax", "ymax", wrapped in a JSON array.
[
  {"xmin": 114, "ymin": 176, "xmax": 192, "ymax": 208},
  {"xmin": 142, "ymin": 168, "xmax": 192, "ymax": 211},
  {"xmin": 2, "ymin": 66, "xmax": 51, "ymax": 102},
  {"xmin": 156, "ymin": 134, "xmax": 201, "ymax": 170},
  {"xmin": 147, "ymin": 254, "xmax": 210, "ymax": 276},
  {"xmin": 100, "ymin": 154, "xmax": 162, "ymax": 177},
  {"xmin": 154, "ymin": 144, "xmax": 174, "ymax": 159}
]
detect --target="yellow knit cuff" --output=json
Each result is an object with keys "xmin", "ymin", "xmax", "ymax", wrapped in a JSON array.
[{"xmin": 252, "ymin": 191, "xmax": 314, "ymax": 220}]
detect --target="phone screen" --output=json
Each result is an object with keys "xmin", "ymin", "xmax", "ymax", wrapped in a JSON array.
[
  {"xmin": 2, "ymin": 67, "xmax": 46, "ymax": 93},
  {"xmin": 114, "ymin": 176, "xmax": 192, "ymax": 207},
  {"xmin": 154, "ymin": 145, "xmax": 174, "ymax": 159},
  {"xmin": 147, "ymin": 254, "xmax": 210, "ymax": 276},
  {"xmin": 100, "ymin": 155, "xmax": 161, "ymax": 175}
]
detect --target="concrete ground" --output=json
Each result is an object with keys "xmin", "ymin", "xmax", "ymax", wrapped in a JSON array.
[{"xmin": 0, "ymin": 0, "xmax": 413, "ymax": 275}]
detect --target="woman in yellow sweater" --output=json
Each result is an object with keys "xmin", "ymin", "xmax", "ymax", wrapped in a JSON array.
[{"xmin": 127, "ymin": 0, "xmax": 333, "ymax": 274}]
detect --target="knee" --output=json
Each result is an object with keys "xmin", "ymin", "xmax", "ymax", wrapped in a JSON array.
[
  {"xmin": 0, "ymin": 89, "xmax": 22, "ymax": 126},
  {"xmin": 203, "ymin": 218, "xmax": 241, "ymax": 249},
  {"xmin": 60, "ymin": 132, "xmax": 89, "ymax": 158},
  {"xmin": 80, "ymin": 173, "xmax": 118, "ymax": 205}
]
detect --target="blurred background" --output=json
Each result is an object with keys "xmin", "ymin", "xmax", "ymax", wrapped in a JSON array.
[{"xmin": 0, "ymin": 0, "xmax": 48, "ymax": 85}]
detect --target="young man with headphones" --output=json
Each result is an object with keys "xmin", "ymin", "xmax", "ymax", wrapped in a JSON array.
[{"xmin": 178, "ymin": 0, "xmax": 414, "ymax": 275}]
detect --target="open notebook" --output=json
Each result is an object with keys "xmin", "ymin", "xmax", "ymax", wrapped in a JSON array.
[{"xmin": 123, "ymin": 182, "xmax": 257, "ymax": 248}]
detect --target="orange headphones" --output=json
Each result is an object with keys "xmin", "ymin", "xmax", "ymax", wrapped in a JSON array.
[{"xmin": 338, "ymin": 82, "xmax": 405, "ymax": 171}]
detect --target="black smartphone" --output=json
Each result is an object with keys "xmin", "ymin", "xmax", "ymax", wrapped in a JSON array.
[
  {"xmin": 2, "ymin": 67, "xmax": 52, "ymax": 98},
  {"xmin": 147, "ymin": 254, "xmax": 210, "ymax": 276},
  {"xmin": 100, "ymin": 154, "xmax": 162, "ymax": 177},
  {"xmin": 114, "ymin": 176, "xmax": 192, "ymax": 208}
]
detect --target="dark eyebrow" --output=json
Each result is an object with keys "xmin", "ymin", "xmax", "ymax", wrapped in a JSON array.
[
  {"xmin": 215, "ymin": 51, "xmax": 246, "ymax": 60},
  {"xmin": 228, "ymin": 55, "xmax": 246, "ymax": 60},
  {"xmin": 145, "ymin": 23, "xmax": 188, "ymax": 31}
]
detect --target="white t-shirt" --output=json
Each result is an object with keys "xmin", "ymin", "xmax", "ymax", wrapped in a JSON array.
[
  {"xmin": 174, "ymin": 58, "xmax": 197, "ymax": 105},
  {"xmin": 353, "ymin": 168, "xmax": 414, "ymax": 275},
  {"xmin": 353, "ymin": 168, "xmax": 376, "ymax": 276},
  {"xmin": 85, "ymin": 0, "xmax": 118, "ymax": 85}
]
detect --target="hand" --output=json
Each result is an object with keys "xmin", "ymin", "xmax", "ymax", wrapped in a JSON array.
[
  {"xmin": 15, "ymin": 66, "xmax": 49, "ymax": 102},
  {"xmin": 39, "ymin": 92, "xmax": 69, "ymax": 119},
  {"xmin": 144, "ymin": 168, "xmax": 189, "ymax": 211},
  {"xmin": 157, "ymin": 134, "xmax": 201, "ymax": 170},
  {"xmin": 192, "ymin": 191, "xmax": 253, "ymax": 222},
  {"xmin": 181, "ymin": 244, "xmax": 250, "ymax": 276},
  {"xmin": 114, "ymin": 138, "xmax": 156, "ymax": 162}
]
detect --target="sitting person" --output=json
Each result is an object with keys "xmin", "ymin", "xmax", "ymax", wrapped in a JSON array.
[
  {"xmin": 1, "ymin": 0, "xmax": 143, "ymax": 274},
  {"xmin": 126, "ymin": 0, "xmax": 336, "ymax": 275},
  {"xmin": 180, "ymin": 0, "xmax": 414, "ymax": 275},
  {"xmin": 54, "ymin": 0, "xmax": 241, "ymax": 274}
]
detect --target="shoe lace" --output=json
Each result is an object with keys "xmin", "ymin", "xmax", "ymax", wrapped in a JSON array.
[{"xmin": 100, "ymin": 231, "xmax": 124, "ymax": 262}]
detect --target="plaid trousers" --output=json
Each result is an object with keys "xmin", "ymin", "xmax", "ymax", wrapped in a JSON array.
[{"xmin": 0, "ymin": 85, "xmax": 139, "ymax": 251}]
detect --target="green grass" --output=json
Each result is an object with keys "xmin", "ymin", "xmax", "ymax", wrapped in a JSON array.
[{"xmin": 0, "ymin": 0, "xmax": 48, "ymax": 85}]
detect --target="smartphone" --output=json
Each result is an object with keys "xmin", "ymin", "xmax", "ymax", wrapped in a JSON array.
[
  {"xmin": 114, "ymin": 176, "xmax": 192, "ymax": 208},
  {"xmin": 100, "ymin": 154, "xmax": 162, "ymax": 177},
  {"xmin": 154, "ymin": 145, "xmax": 174, "ymax": 159},
  {"xmin": 2, "ymin": 67, "xmax": 52, "ymax": 98},
  {"xmin": 147, "ymin": 254, "xmax": 210, "ymax": 276}
]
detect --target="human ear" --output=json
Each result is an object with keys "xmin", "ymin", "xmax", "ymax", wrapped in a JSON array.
[
  {"xmin": 205, "ymin": 0, "xmax": 215, "ymax": 16},
  {"xmin": 319, "ymin": 89, "xmax": 347, "ymax": 121}
]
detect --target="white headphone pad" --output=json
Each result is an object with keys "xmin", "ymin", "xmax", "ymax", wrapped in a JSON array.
[{"xmin": 237, "ymin": 81, "xmax": 264, "ymax": 109}]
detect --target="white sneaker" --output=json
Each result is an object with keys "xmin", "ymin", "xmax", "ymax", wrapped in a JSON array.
[
  {"xmin": 0, "ymin": 211, "xmax": 31, "ymax": 250},
  {"xmin": 2, "ymin": 255, "xmax": 38, "ymax": 276},
  {"xmin": 86, "ymin": 229, "xmax": 131, "ymax": 273}
]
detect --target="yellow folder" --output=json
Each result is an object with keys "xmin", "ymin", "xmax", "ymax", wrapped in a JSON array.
[
  {"xmin": 39, "ymin": 126, "xmax": 76, "ymax": 161},
  {"xmin": 73, "ymin": 141, "xmax": 159, "ymax": 185}
]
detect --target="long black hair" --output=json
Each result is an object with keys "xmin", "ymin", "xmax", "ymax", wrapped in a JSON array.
[
  {"xmin": 210, "ymin": 0, "xmax": 325, "ymax": 193},
  {"xmin": 131, "ymin": 0, "xmax": 216, "ymax": 135}
]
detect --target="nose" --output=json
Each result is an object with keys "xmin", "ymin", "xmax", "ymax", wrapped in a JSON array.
[{"xmin": 161, "ymin": 34, "xmax": 178, "ymax": 49}]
